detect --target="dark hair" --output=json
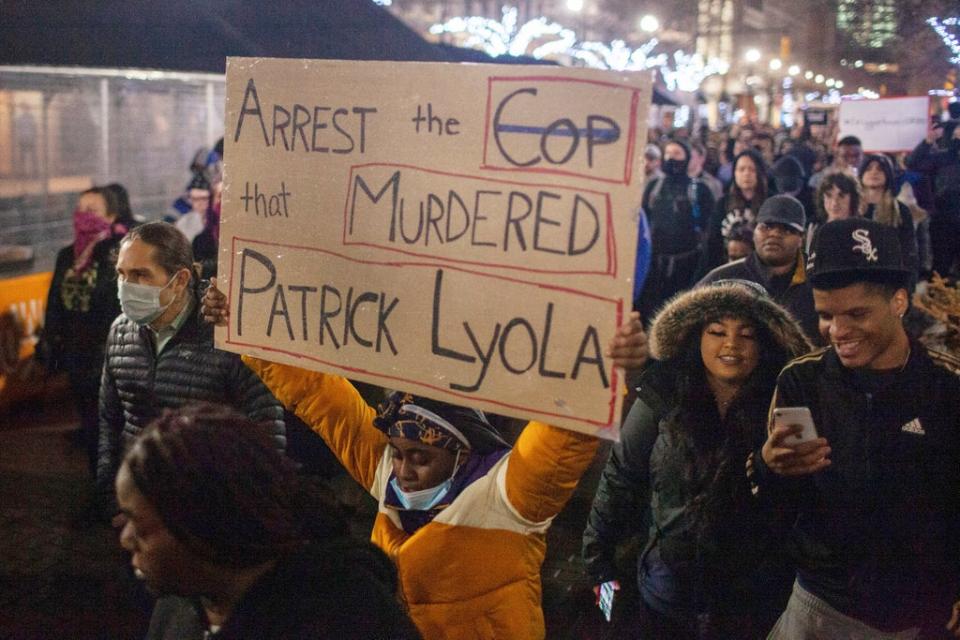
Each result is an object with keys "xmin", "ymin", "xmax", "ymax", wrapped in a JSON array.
[
  {"xmin": 664, "ymin": 315, "xmax": 790, "ymax": 547},
  {"xmin": 123, "ymin": 403, "xmax": 349, "ymax": 568},
  {"xmin": 104, "ymin": 183, "xmax": 134, "ymax": 225},
  {"xmin": 728, "ymin": 149, "xmax": 768, "ymax": 210},
  {"xmin": 81, "ymin": 186, "xmax": 120, "ymax": 221},
  {"xmin": 815, "ymin": 171, "xmax": 861, "ymax": 221},
  {"xmin": 838, "ymin": 135, "xmax": 862, "ymax": 147},
  {"xmin": 122, "ymin": 221, "xmax": 196, "ymax": 281}
]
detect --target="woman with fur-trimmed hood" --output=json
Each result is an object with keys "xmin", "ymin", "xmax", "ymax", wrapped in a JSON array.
[{"xmin": 583, "ymin": 280, "xmax": 811, "ymax": 639}]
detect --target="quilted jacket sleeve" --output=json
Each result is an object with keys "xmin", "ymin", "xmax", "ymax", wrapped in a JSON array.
[
  {"xmin": 226, "ymin": 354, "xmax": 286, "ymax": 453},
  {"xmin": 242, "ymin": 356, "xmax": 387, "ymax": 492},
  {"xmin": 503, "ymin": 421, "xmax": 600, "ymax": 525},
  {"xmin": 96, "ymin": 324, "xmax": 124, "ymax": 516}
]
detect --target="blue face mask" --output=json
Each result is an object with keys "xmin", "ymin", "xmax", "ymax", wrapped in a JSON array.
[{"xmin": 390, "ymin": 450, "xmax": 462, "ymax": 511}]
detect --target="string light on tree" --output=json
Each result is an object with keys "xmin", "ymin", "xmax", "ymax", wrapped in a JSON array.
[
  {"xmin": 927, "ymin": 17, "xmax": 960, "ymax": 65},
  {"xmin": 429, "ymin": 7, "xmax": 576, "ymax": 58},
  {"xmin": 568, "ymin": 38, "xmax": 666, "ymax": 71}
]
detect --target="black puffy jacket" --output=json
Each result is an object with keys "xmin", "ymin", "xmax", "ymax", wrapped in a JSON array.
[{"xmin": 96, "ymin": 303, "xmax": 285, "ymax": 513}]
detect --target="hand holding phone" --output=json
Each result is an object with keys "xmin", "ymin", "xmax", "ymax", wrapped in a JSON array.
[
  {"xmin": 594, "ymin": 580, "xmax": 620, "ymax": 622},
  {"xmin": 773, "ymin": 407, "xmax": 818, "ymax": 446},
  {"xmin": 763, "ymin": 406, "xmax": 831, "ymax": 477}
]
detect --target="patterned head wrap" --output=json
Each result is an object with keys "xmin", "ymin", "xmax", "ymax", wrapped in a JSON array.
[{"xmin": 373, "ymin": 392, "xmax": 509, "ymax": 454}]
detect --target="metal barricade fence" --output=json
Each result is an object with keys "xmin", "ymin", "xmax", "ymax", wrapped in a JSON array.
[{"xmin": 0, "ymin": 65, "xmax": 225, "ymax": 277}]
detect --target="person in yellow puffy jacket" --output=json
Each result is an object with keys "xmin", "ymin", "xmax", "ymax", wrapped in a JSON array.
[{"xmin": 202, "ymin": 280, "xmax": 647, "ymax": 639}]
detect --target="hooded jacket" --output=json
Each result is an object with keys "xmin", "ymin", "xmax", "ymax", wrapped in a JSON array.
[
  {"xmin": 583, "ymin": 283, "xmax": 810, "ymax": 625},
  {"xmin": 242, "ymin": 357, "xmax": 599, "ymax": 640}
]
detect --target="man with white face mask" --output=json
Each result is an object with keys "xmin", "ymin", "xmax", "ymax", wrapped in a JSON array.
[{"xmin": 96, "ymin": 221, "xmax": 284, "ymax": 525}]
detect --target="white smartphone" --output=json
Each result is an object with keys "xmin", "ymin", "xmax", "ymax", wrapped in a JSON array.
[{"xmin": 773, "ymin": 406, "xmax": 818, "ymax": 445}]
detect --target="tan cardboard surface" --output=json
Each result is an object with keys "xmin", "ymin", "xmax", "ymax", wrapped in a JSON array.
[{"xmin": 217, "ymin": 57, "xmax": 650, "ymax": 438}]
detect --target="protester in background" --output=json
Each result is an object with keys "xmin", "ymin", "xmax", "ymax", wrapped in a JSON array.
[
  {"xmin": 906, "ymin": 121, "xmax": 960, "ymax": 277},
  {"xmin": 806, "ymin": 171, "xmax": 860, "ymax": 254},
  {"xmin": 116, "ymin": 403, "xmax": 420, "ymax": 640},
  {"xmin": 753, "ymin": 131, "xmax": 776, "ymax": 168},
  {"xmin": 718, "ymin": 128, "xmax": 755, "ymax": 185},
  {"xmin": 105, "ymin": 183, "xmax": 142, "ymax": 223},
  {"xmin": 637, "ymin": 140, "xmax": 716, "ymax": 321},
  {"xmin": 808, "ymin": 136, "xmax": 863, "ymax": 189},
  {"xmin": 200, "ymin": 280, "xmax": 649, "ymax": 640},
  {"xmin": 897, "ymin": 183, "xmax": 933, "ymax": 278},
  {"xmin": 757, "ymin": 218, "xmax": 960, "ymax": 639},
  {"xmin": 97, "ymin": 222, "xmax": 284, "ymax": 522},
  {"xmin": 644, "ymin": 144, "xmax": 664, "ymax": 183},
  {"xmin": 859, "ymin": 154, "xmax": 919, "ymax": 288},
  {"xmin": 725, "ymin": 221, "xmax": 755, "ymax": 262},
  {"xmin": 191, "ymin": 180, "xmax": 221, "ymax": 279},
  {"xmin": 174, "ymin": 173, "xmax": 211, "ymax": 244},
  {"xmin": 689, "ymin": 141, "xmax": 724, "ymax": 201},
  {"xmin": 771, "ymin": 155, "xmax": 815, "ymax": 221},
  {"xmin": 42, "ymin": 186, "xmax": 135, "ymax": 479},
  {"xmin": 583, "ymin": 281, "xmax": 810, "ymax": 639},
  {"xmin": 700, "ymin": 195, "xmax": 820, "ymax": 345},
  {"xmin": 701, "ymin": 149, "xmax": 767, "ymax": 275}
]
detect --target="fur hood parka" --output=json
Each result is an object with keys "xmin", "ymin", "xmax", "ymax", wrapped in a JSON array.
[{"xmin": 649, "ymin": 280, "xmax": 812, "ymax": 363}]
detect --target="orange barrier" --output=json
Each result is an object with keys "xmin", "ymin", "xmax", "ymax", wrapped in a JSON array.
[{"xmin": 0, "ymin": 272, "xmax": 54, "ymax": 407}]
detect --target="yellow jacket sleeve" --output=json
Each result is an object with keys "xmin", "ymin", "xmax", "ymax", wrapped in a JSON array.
[
  {"xmin": 504, "ymin": 421, "xmax": 600, "ymax": 524},
  {"xmin": 242, "ymin": 356, "xmax": 387, "ymax": 492}
]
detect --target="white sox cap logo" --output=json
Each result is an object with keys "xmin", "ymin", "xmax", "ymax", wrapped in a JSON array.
[{"xmin": 851, "ymin": 229, "xmax": 878, "ymax": 263}]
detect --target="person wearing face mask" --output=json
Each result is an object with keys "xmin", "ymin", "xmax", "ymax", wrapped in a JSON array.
[
  {"xmin": 637, "ymin": 139, "xmax": 716, "ymax": 321},
  {"xmin": 199, "ymin": 280, "xmax": 650, "ymax": 640},
  {"xmin": 41, "ymin": 186, "xmax": 136, "ymax": 479},
  {"xmin": 96, "ymin": 221, "xmax": 284, "ymax": 525}
]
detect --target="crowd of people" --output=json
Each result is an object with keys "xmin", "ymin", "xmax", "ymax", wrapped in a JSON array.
[{"xmin": 26, "ymin": 106, "xmax": 960, "ymax": 639}]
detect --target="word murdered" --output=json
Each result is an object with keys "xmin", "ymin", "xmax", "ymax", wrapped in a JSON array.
[
  {"xmin": 482, "ymin": 77, "xmax": 640, "ymax": 184},
  {"xmin": 228, "ymin": 240, "xmax": 617, "ymax": 422},
  {"xmin": 343, "ymin": 164, "xmax": 613, "ymax": 274}
]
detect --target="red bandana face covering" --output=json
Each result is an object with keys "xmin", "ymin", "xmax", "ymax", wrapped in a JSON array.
[{"xmin": 72, "ymin": 209, "xmax": 112, "ymax": 272}]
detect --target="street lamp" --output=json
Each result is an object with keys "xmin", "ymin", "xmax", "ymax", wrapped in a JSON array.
[
  {"xmin": 788, "ymin": 65, "xmax": 801, "ymax": 76},
  {"xmin": 826, "ymin": 78, "xmax": 835, "ymax": 87},
  {"xmin": 639, "ymin": 14, "xmax": 659, "ymax": 33},
  {"xmin": 769, "ymin": 58, "xmax": 783, "ymax": 71},
  {"xmin": 745, "ymin": 48, "xmax": 762, "ymax": 63},
  {"xmin": 815, "ymin": 74, "xmax": 825, "ymax": 84},
  {"xmin": 835, "ymin": 80, "xmax": 845, "ymax": 89}
]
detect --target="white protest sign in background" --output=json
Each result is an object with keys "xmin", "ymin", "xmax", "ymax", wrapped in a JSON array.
[
  {"xmin": 216, "ymin": 57, "xmax": 650, "ymax": 438},
  {"xmin": 838, "ymin": 96, "xmax": 930, "ymax": 153}
]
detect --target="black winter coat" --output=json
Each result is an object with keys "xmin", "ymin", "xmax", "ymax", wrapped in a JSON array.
[
  {"xmin": 754, "ymin": 344, "xmax": 960, "ymax": 633},
  {"xmin": 96, "ymin": 304, "xmax": 285, "ymax": 513},
  {"xmin": 583, "ymin": 363, "xmax": 790, "ymax": 623},
  {"xmin": 42, "ymin": 236, "xmax": 124, "ymax": 380},
  {"xmin": 145, "ymin": 539, "xmax": 421, "ymax": 640}
]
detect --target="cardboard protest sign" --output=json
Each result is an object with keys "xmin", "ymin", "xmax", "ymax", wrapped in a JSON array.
[
  {"xmin": 217, "ymin": 57, "xmax": 650, "ymax": 438},
  {"xmin": 838, "ymin": 96, "xmax": 929, "ymax": 153}
]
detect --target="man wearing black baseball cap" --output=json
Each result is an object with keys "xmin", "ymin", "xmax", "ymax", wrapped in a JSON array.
[
  {"xmin": 699, "ymin": 194, "xmax": 820, "ymax": 343},
  {"xmin": 755, "ymin": 218, "xmax": 960, "ymax": 638}
]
